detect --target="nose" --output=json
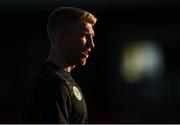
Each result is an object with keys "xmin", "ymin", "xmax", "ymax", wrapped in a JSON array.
[{"xmin": 86, "ymin": 36, "xmax": 95, "ymax": 49}]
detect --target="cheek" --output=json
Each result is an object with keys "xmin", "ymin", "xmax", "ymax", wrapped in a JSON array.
[
  {"xmin": 81, "ymin": 37, "xmax": 87, "ymax": 46},
  {"xmin": 67, "ymin": 38, "xmax": 86, "ymax": 55},
  {"xmin": 68, "ymin": 44, "xmax": 81, "ymax": 56},
  {"xmin": 75, "ymin": 39, "xmax": 86, "ymax": 50}
]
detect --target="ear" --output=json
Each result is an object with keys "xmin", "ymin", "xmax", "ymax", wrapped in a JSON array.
[{"xmin": 54, "ymin": 31, "xmax": 66, "ymax": 46}]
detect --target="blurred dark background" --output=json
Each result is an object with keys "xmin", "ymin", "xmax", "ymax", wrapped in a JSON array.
[{"xmin": 1, "ymin": 0, "xmax": 180, "ymax": 123}]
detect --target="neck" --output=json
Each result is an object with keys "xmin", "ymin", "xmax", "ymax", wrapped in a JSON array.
[{"xmin": 47, "ymin": 49, "xmax": 75, "ymax": 73}]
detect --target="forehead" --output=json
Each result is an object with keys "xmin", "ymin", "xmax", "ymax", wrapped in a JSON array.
[{"xmin": 75, "ymin": 22, "xmax": 94, "ymax": 36}]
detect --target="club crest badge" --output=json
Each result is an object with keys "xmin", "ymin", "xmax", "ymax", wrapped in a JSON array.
[{"xmin": 73, "ymin": 86, "xmax": 82, "ymax": 101}]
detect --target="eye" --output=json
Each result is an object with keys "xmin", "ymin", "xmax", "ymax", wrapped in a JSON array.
[{"xmin": 81, "ymin": 34, "xmax": 88, "ymax": 40}]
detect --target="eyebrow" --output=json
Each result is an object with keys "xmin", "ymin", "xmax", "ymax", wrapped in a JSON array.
[{"xmin": 84, "ymin": 31, "xmax": 95, "ymax": 37}]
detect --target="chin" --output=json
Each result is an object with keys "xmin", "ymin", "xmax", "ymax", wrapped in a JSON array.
[
  {"xmin": 81, "ymin": 61, "xmax": 87, "ymax": 66},
  {"xmin": 77, "ymin": 58, "xmax": 87, "ymax": 67}
]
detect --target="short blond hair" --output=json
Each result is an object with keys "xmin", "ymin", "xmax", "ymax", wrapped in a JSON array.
[{"xmin": 47, "ymin": 7, "xmax": 97, "ymax": 42}]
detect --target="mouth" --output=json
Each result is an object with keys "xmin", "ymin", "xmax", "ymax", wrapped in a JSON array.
[
  {"xmin": 82, "ymin": 51, "xmax": 89, "ymax": 58},
  {"xmin": 82, "ymin": 49, "xmax": 91, "ymax": 58}
]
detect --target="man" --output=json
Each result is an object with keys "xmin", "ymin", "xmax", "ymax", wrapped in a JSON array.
[{"xmin": 23, "ymin": 7, "xmax": 97, "ymax": 123}]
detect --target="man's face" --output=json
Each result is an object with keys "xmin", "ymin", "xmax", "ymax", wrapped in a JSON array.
[{"xmin": 64, "ymin": 22, "xmax": 95, "ymax": 66}]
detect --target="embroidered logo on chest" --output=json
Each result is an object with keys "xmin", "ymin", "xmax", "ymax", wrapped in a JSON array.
[{"xmin": 73, "ymin": 86, "xmax": 82, "ymax": 101}]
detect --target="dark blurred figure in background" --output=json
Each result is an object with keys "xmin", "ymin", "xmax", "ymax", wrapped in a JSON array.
[{"xmin": 23, "ymin": 6, "xmax": 97, "ymax": 123}]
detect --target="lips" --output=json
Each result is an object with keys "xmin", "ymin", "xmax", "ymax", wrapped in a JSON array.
[
  {"xmin": 81, "ymin": 49, "xmax": 91, "ymax": 58},
  {"xmin": 82, "ymin": 51, "xmax": 89, "ymax": 58}
]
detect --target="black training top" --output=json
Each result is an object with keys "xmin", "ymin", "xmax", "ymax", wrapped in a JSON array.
[{"xmin": 23, "ymin": 61, "xmax": 88, "ymax": 123}]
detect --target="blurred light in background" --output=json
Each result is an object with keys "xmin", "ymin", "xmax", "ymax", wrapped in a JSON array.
[{"xmin": 120, "ymin": 41, "xmax": 164, "ymax": 83}]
